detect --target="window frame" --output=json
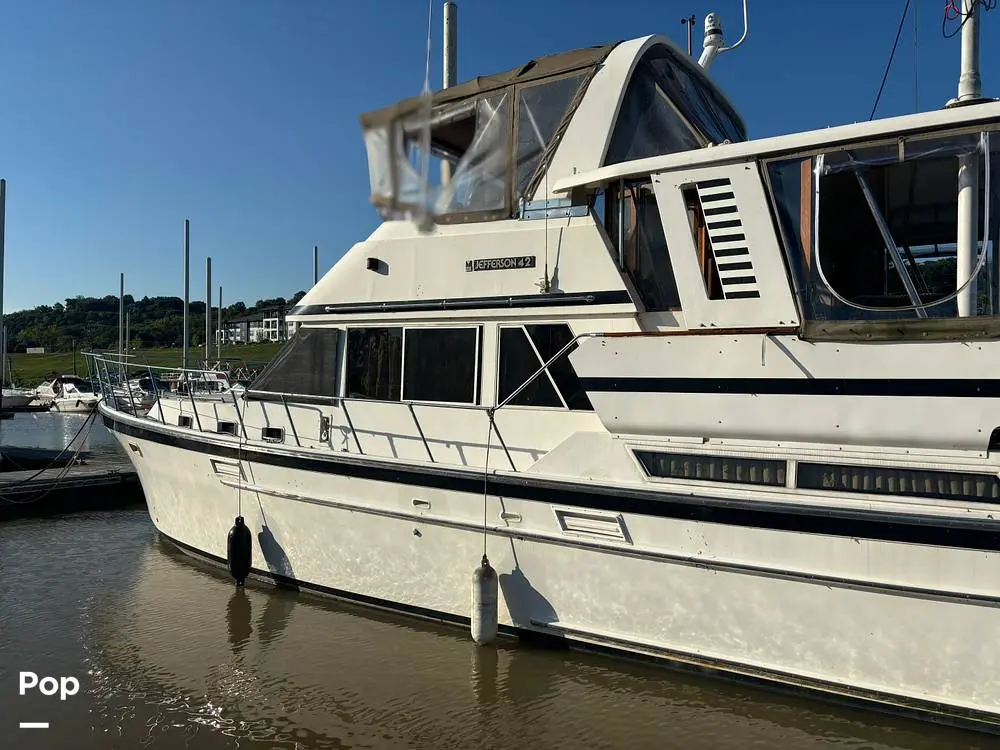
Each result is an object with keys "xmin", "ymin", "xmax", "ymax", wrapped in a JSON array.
[
  {"xmin": 342, "ymin": 325, "xmax": 404, "ymax": 402},
  {"xmin": 762, "ymin": 122, "xmax": 1000, "ymax": 327},
  {"xmin": 496, "ymin": 322, "xmax": 591, "ymax": 411},
  {"xmin": 342, "ymin": 324, "xmax": 483, "ymax": 405},
  {"xmin": 401, "ymin": 324, "xmax": 483, "ymax": 406},
  {"xmin": 513, "ymin": 70, "xmax": 591, "ymax": 205}
]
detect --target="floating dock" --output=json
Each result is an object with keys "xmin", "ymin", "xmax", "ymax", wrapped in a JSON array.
[{"xmin": 0, "ymin": 450, "xmax": 143, "ymax": 520}]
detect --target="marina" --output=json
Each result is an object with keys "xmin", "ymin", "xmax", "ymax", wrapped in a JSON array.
[{"xmin": 0, "ymin": 413, "xmax": 141, "ymax": 520}]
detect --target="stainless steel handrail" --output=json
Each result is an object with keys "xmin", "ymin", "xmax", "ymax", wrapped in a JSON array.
[{"xmin": 86, "ymin": 331, "xmax": 603, "ymax": 473}]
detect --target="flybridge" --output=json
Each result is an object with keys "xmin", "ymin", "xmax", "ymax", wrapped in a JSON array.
[{"xmin": 359, "ymin": 34, "xmax": 745, "ymax": 227}]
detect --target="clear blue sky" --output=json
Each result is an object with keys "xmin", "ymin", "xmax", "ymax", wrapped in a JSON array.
[{"xmin": 0, "ymin": 0, "xmax": 994, "ymax": 312}]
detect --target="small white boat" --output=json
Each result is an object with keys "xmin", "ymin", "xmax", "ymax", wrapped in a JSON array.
[
  {"xmin": 1, "ymin": 388, "xmax": 35, "ymax": 409},
  {"xmin": 34, "ymin": 375, "xmax": 101, "ymax": 413}
]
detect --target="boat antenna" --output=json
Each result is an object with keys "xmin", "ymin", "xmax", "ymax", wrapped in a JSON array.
[
  {"xmin": 869, "ymin": 0, "xmax": 913, "ymax": 121},
  {"xmin": 681, "ymin": 14, "xmax": 696, "ymax": 57},
  {"xmin": 698, "ymin": 0, "xmax": 749, "ymax": 70}
]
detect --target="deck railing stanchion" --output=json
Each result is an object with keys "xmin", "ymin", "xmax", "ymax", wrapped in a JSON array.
[
  {"xmin": 408, "ymin": 403, "xmax": 435, "ymax": 462},
  {"xmin": 340, "ymin": 399, "xmax": 364, "ymax": 455},
  {"xmin": 148, "ymin": 364, "xmax": 165, "ymax": 423},
  {"xmin": 231, "ymin": 390, "xmax": 248, "ymax": 441},
  {"xmin": 187, "ymin": 373, "xmax": 203, "ymax": 432},
  {"xmin": 280, "ymin": 394, "xmax": 301, "ymax": 447}
]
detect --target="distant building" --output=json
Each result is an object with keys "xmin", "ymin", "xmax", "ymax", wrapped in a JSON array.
[
  {"xmin": 25, "ymin": 347, "xmax": 46, "ymax": 354},
  {"xmin": 219, "ymin": 307, "xmax": 287, "ymax": 344}
]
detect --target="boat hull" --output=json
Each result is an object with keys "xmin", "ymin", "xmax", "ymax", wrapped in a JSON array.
[
  {"xmin": 104, "ymin": 410, "xmax": 1000, "ymax": 733},
  {"xmin": 1, "ymin": 391, "xmax": 34, "ymax": 408},
  {"xmin": 48, "ymin": 395, "xmax": 100, "ymax": 412}
]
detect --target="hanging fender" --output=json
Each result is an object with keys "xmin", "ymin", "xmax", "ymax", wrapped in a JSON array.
[{"xmin": 227, "ymin": 516, "xmax": 252, "ymax": 586}]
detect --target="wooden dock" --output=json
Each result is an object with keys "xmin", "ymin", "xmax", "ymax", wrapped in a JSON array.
[{"xmin": 0, "ymin": 452, "xmax": 143, "ymax": 520}]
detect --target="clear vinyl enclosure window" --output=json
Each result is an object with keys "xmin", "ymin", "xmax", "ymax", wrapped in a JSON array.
[{"xmin": 767, "ymin": 130, "xmax": 999, "ymax": 320}]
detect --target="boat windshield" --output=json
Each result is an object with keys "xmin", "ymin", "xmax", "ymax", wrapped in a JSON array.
[
  {"xmin": 605, "ymin": 45, "xmax": 745, "ymax": 164},
  {"xmin": 766, "ymin": 127, "xmax": 1000, "ymax": 324}
]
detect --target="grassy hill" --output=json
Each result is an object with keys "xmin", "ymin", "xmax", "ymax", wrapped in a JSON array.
[{"xmin": 8, "ymin": 342, "xmax": 283, "ymax": 386}]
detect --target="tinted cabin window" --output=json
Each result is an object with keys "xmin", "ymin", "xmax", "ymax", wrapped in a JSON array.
[
  {"xmin": 607, "ymin": 181, "xmax": 680, "ymax": 310},
  {"xmin": 606, "ymin": 46, "xmax": 744, "ymax": 165},
  {"xmin": 498, "ymin": 324, "xmax": 592, "ymax": 410},
  {"xmin": 346, "ymin": 328, "xmax": 402, "ymax": 400},
  {"xmin": 523, "ymin": 325, "xmax": 592, "ymax": 410},
  {"xmin": 641, "ymin": 47, "xmax": 745, "ymax": 145},
  {"xmin": 249, "ymin": 327, "xmax": 341, "ymax": 401},
  {"xmin": 403, "ymin": 328, "xmax": 479, "ymax": 403}
]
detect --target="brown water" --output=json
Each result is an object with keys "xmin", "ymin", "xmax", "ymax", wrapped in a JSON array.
[{"xmin": 0, "ymin": 507, "xmax": 996, "ymax": 750}]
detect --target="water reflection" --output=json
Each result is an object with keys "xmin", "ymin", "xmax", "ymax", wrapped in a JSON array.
[
  {"xmin": 0, "ymin": 411, "xmax": 119, "ymax": 454},
  {"xmin": 83, "ymin": 534, "xmax": 996, "ymax": 750},
  {"xmin": 226, "ymin": 588, "xmax": 253, "ymax": 653},
  {"xmin": 2, "ymin": 507, "xmax": 995, "ymax": 750}
]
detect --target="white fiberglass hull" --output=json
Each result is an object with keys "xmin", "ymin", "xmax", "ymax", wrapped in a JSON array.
[
  {"xmin": 1, "ymin": 390, "xmax": 34, "ymax": 408},
  {"xmin": 48, "ymin": 394, "xmax": 101, "ymax": 412},
  {"xmin": 104, "ymin": 408, "xmax": 1000, "ymax": 732}
]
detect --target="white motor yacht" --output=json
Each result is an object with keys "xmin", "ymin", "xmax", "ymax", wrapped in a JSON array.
[{"xmin": 87, "ymin": 1, "xmax": 1000, "ymax": 733}]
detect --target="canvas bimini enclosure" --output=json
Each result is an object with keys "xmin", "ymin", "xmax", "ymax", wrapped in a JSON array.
[{"xmin": 359, "ymin": 36, "xmax": 746, "ymax": 225}]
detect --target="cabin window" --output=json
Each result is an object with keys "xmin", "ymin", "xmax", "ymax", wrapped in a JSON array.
[
  {"xmin": 178, "ymin": 415, "xmax": 192, "ymax": 428},
  {"xmin": 345, "ymin": 327, "xmax": 403, "ymax": 401},
  {"xmin": 515, "ymin": 74, "xmax": 586, "ymax": 201},
  {"xmin": 403, "ymin": 327, "xmax": 480, "ymax": 404},
  {"xmin": 248, "ymin": 327, "xmax": 342, "ymax": 404},
  {"xmin": 607, "ymin": 180, "xmax": 681, "ymax": 310},
  {"xmin": 767, "ymin": 130, "xmax": 1000, "ymax": 321},
  {"xmin": 683, "ymin": 186, "xmax": 724, "ymax": 300},
  {"xmin": 497, "ymin": 324, "xmax": 592, "ymax": 410},
  {"xmin": 638, "ymin": 47, "xmax": 745, "ymax": 146}
]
